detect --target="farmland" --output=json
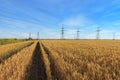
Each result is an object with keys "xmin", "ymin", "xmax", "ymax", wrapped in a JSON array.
[
  {"xmin": 0, "ymin": 39, "xmax": 25, "ymax": 45},
  {"xmin": 0, "ymin": 41, "xmax": 33, "ymax": 63},
  {"xmin": 0, "ymin": 40, "xmax": 120, "ymax": 80}
]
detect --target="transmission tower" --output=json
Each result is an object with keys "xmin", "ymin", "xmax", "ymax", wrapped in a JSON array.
[
  {"xmin": 37, "ymin": 32, "xmax": 39, "ymax": 40},
  {"xmin": 29, "ymin": 32, "xmax": 31, "ymax": 39},
  {"xmin": 61, "ymin": 24, "xmax": 64, "ymax": 39},
  {"xmin": 113, "ymin": 32, "xmax": 115, "ymax": 40},
  {"xmin": 76, "ymin": 29, "xmax": 80, "ymax": 40},
  {"xmin": 96, "ymin": 27, "xmax": 101, "ymax": 40}
]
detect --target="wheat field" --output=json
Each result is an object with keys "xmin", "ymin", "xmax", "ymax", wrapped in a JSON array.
[
  {"xmin": 0, "ymin": 41, "xmax": 33, "ymax": 63},
  {"xmin": 41, "ymin": 40, "xmax": 120, "ymax": 80},
  {"xmin": 0, "ymin": 40, "xmax": 119, "ymax": 80},
  {"xmin": 0, "ymin": 42, "xmax": 36, "ymax": 80},
  {"xmin": 0, "ymin": 41, "xmax": 32, "ymax": 56}
]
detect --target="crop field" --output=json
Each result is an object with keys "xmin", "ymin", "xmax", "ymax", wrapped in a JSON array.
[
  {"xmin": 41, "ymin": 40, "xmax": 120, "ymax": 80},
  {"xmin": 0, "ymin": 39, "xmax": 25, "ymax": 45},
  {"xmin": 0, "ymin": 40, "xmax": 120, "ymax": 80}
]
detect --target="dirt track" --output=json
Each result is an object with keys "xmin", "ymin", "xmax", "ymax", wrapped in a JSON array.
[
  {"xmin": 24, "ymin": 42, "xmax": 62, "ymax": 80},
  {"xmin": 25, "ymin": 42, "xmax": 47, "ymax": 80}
]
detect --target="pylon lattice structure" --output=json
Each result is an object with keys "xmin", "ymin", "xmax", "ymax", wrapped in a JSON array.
[
  {"xmin": 37, "ymin": 32, "xmax": 39, "ymax": 40},
  {"xmin": 77, "ymin": 29, "xmax": 80, "ymax": 39},
  {"xmin": 96, "ymin": 27, "xmax": 101, "ymax": 40},
  {"xmin": 61, "ymin": 24, "xmax": 64, "ymax": 39}
]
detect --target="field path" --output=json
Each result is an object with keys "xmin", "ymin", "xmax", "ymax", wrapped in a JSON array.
[
  {"xmin": 41, "ymin": 42, "xmax": 65, "ymax": 80},
  {"xmin": 25, "ymin": 42, "xmax": 47, "ymax": 80}
]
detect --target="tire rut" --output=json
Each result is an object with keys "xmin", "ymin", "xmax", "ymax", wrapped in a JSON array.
[
  {"xmin": 25, "ymin": 42, "xmax": 47, "ymax": 80},
  {"xmin": 41, "ymin": 43, "xmax": 61, "ymax": 80}
]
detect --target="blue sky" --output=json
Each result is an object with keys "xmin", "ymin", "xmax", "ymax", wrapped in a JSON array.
[{"xmin": 0, "ymin": 0, "xmax": 120, "ymax": 39}]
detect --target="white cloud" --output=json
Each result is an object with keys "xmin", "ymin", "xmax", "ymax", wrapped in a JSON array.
[
  {"xmin": 0, "ymin": 17, "xmax": 56, "ymax": 39},
  {"xmin": 0, "ymin": 16, "xmax": 52, "ymax": 31},
  {"xmin": 61, "ymin": 15, "xmax": 93, "ymax": 27},
  {"xmin": 0, "ymin": 32, "xmax": 27, "ymax": 39}
]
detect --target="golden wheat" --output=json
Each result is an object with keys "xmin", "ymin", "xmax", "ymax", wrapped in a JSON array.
[
  {"xmin": 41, "ymin": 40, "xmax": 120, "ymax": 80},
  {"xmin": 0, "ymin": 41, "xmax": 32, "ymax": 56},
  {"xmin": 0, "ymin": 42, "xmax": 36, "ymax": 80}
]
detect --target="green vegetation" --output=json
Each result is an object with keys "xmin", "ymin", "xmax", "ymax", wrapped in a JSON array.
[{"xmin": 0, "ymin": 39, "xmax": 25, "ymax": 45}]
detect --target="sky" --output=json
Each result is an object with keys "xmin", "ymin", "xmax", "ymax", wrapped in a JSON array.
[{"xmin": 0, "ymin": 0, "xmax": 120, "ymax": 39}]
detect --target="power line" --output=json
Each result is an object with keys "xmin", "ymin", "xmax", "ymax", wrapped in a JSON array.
[{"xmin": 96, "ymin": 27, "xmax": 101, "ymax": 40}]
